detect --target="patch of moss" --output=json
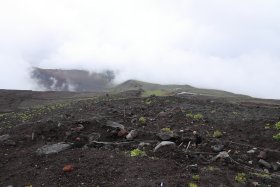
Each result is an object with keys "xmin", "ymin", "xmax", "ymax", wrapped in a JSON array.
[
  {"xmin": 273, "ymin": 133, "xmax": 280, "ymax": 141},
  {"xmin": 251, "ymin": 172, "xmax": 272, "ymax": 179},
  {"xmin": 235, "ymin": 172, "xmax": 246, "ymax": 183},
  {"xmin": 192, "ymin": 175, "xmax": 200, "ymax": 181},
  {"xmin": 188, "ymin": 183, "xmax": 198, "ymax": 187},
  {"xmin": 139, "ymin": 117, "xmax": 147, "ymax": 125},
  {"xmin": 193, "ymin": 113, "xmax": 203, "ymax": 120},
  {"xmin": 213, "ymin": 130, "xmax": 223, "ymax": 138},
  {"xmin": 186, "ymin": 113, "xmax": 203, "ymax": 120},
  {"xmin": 186, "ymin": 113, "xmax": 194, "ymax": 118},
  {"xmin": 275, "ymin": 121, "xmax": 280, "ymax": 130},
  {"xmin": 130, "ymin": 149, "xmax": 146, "ymax": 157},
  {"xmin": 161, "ymin": 128, "xmax": 172, "ymax": 132}
]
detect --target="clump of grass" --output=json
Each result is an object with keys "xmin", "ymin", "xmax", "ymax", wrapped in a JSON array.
[
  {"xmin": 186, "ymin": 113, "xmax": 203, "ymax": 120},
  {"xmin": 213, "ymin": 130, "xmax": 223, "ymax": 138},
  {"xmin": 161, "ymin": 127, "xmax": 172, "ymax": 132},
  {"xmin": 130, "ymin": 149, "xmax": 146, "ymax": 157},
  {"xmin": 139, "ymin": 117, "xmax": 147, "ymax": 125},
  {"xmin": 186, "ymin": 113, "xmax": 194, "ymax": 118},
  {"xmin": 188, "ymin": 183, "xmax": 198, "ymax": 187},
  {"xmin": 275, "ymin": 121, "xmax": 280, "ymax": 130},
  {"xmin": 251, "ymin": 172, "xmax": 272, "ymax": 179},
  {"xmin": 194, "ymin": 114, "xmax": 203, "ymax": 120},
  {"xmin": 273, "ymin": 133, "xmax": 280, "ymax": 141},
  {"xmin": 235, "ymin": 172, "xmax": 246, "ymax": 183},
  {"xmin": 192, "ymin": 175, "xmax": 200, "ymax": 181}
]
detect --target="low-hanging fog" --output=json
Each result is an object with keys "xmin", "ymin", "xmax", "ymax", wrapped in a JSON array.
[{"xmin": 0, "ymin": 0, "xmax": 280, "ymax": 99}]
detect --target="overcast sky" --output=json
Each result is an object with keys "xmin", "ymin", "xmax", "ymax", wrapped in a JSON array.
[{"xmin": 0, "ymin": 0, "xmax": 280, "ymax": 99}]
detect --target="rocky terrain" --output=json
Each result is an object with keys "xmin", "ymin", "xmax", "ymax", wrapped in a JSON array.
[{"xmin": 0, "ymin": 87, "xmax": 280, "ymax": 187}]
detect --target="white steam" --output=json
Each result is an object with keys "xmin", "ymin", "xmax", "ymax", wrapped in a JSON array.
[{"xmin": 0, "ymin": 0, "xmax": 280, "ymax": 99}]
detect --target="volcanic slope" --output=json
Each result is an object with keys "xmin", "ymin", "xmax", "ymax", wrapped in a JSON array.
[{"xmin": 0, "ymin": 89, "xmax": 280, "ymax": 186}]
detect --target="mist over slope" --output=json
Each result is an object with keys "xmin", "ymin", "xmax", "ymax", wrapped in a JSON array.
[{"xmin": 31, "ymin": 68, "xmax": 115, "ymax": 92}]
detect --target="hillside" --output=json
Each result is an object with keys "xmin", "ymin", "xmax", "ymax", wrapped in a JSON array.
[{"xmin": 0, "ymin": 89, "xmax": 280, "ymax": 186}]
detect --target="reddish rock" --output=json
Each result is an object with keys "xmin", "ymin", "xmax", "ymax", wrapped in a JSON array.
[
  {"xmin": 257, "ymin": 151, "xmax": 267, "ymax": 159},
  {"xmin": 117, "ymin": 129, "xmax": 128, "ymax": 137},
  {"xmin": 63, "ymin": 164, "xmax": 74, "ymax": 172}
]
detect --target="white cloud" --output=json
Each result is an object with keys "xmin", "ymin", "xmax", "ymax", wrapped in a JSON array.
[{"xmin": 0, "ymin": 0, "xmax": 279, "ymax": 99}]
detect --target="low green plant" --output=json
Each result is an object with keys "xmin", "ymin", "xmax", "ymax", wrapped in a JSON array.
[
  {"xmin": 161, "ymin": 127, "xmax": 171, "ymax": 132},
  {"xmin": 235, "ymin": 172, "xmax": 246, "ymax": 183},
  {"xmin": 130, "ymin": 149, "xmax": 146, "ymax": 157},
  {"xmin": 251, "ymin": 172, "xmax": 272, "ymax": 179},
  {"xmin": 186, "ymin": 113, "xmax": 203, "ymax": 120},
  {"xmin": 192, "ymin": 175, "xmax": 200, "ymax": 181},
  {"xmin": 275, "ymin": 121, "xmax": 280, "ymax": 130},
  {"xmin": 273, "ymin": 133, "xmax": 280, "ymax": 141},
  {"xmin": 193, "ymin": 113, "xmax": 203, "ymax": 120},
  {"xmin": 188, "ymin": 183, "xmax": 198, "ymax": 187},
  {"xmin": 186, "ymin": 113, "xmax": 194, "ymax": 118},
  {"xmin": 207, "ymin": 166, "xmax": 216, "ymax": 171},
  {"xmin": 213, "ymin": 130, "xmax": 223, "ymax": 138},
  {"xmin": 139, "ymin": 117, "xmax": 147, "ymax": 125}
]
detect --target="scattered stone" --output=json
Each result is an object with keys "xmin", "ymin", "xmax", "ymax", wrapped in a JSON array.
[
  {"xmin": 158, "ymin": 111, "xmax": 168, "ymax": 118},
  {"xmin": 88, "ymin": 133, "xmax": 101, "ymax": 142},
  {"xmin": 4, "ymin": 140, "xmax": 16, "ymax": 146},
  {"xmin": 188, "ymin": 164, "xmax": 198, "ymax": 173},
  {"xmin": 247, "ymin": 149, "xmax": 255, "ymax": 154},
  {"xmin": 153, "ymin": 141, "xmax": 176, "ymax": 152},
  {"xmin": 212, "ymin": 151, "xmax": 230, "ymax": 161},
  {"xmin": 131, "ymin": 118, "xmax": 137, "ymax": 124},
  {"xmin": 211, "ymin": 145, "xmax": 224, "ymax": 152},
  {"xmin": 248, "ymin": 161, "xmax": 253, "ymax": 165},
  {"xmin": 139, "ymin": 142, "xmax": 151, "ymax": 147},
  {"xmin": 257, "ymin": 151, "xmax": 267, "ymax": 159},
  {"xmin": 36, "ymin": 143, "xmax": 71, "ymax": 155},
  {"xmin": 258, "ymin": 159, "xmax": 271, "ymax": 169},
  {"xmin": 271, "ymin": 163, "xmax": 280, "ymax": 171},
  {"xmin": 63, "ymin": 164, "xmax": 74, "ymax": 172},
  {"xmin": 157, "ymin": 131, "xmax": 175, "ymax": 141},
  {"xmin": 106, "ymin": 121, "xmax": 125, "ymax": 130},
  {"xmin": 6, "ymin": 185, "xmax": 13, "ymax": 187},
  {"xmin": 71, "ymin": 124, "xmax": 84, "ymax": 132},
  {"xmin": 0, "ymin": 134, "xmax": 10, "ymax": 142},
  {"xmin": 264, "ymin": 169, "xmax": 269, "ymax": 174},
  {"xmin": 117, "ymin": 129, "xmax": 128, "ymax": 137},
  {"xmin": 126, "ymin": 130, "xmax": 138, "ymax": 140},
  {"xmin": 252, "ymin": 182, "xmax": 259, "ymax": 186}
]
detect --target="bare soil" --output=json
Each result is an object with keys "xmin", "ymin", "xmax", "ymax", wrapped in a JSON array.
[{"xmin": 0, "ymin": 90, "xmax": 280, "ymax": 187}]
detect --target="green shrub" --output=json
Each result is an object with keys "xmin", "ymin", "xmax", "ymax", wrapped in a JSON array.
[
  {"xmin": 161, "ymin": 127, "xmax": 171, "ymax": 132},
  {"xmin": 186, "ymin": 113, "xmax": 203, "ymax": 120},
  {"xmin": 275, "ymin": 121, "xmax": 280, "ymax": 130},
  {"xmin": 193, "ymin": 114, "xmax": 203, "ymax": 120},
  {"xmin": 192, "ymin": 175, "xmax": 200, "ymax": 181},
  {"xmin": 188, "ymin": 183, "xmax": 198, "ymax": 187},
  {"xmin": 273, "ymin": 133, "xmax": 280, "ymax": 141},
  {"xmin": 235, "ymin": 172, "xmax": 246, "ymax": 183},
  {"xmin": 130, "ymin": 149, "xmax": 146, "ymax": 157},
  {"xmin": 139, "ymin": 117, "xmax": 146, "ymax": 125},
  {"xmin": 186, "ymin": 113, "xmax": 194, "ymax": 118},
  {"xmin": 213, "ymin": 130, "xmax": 223, "ymax": 138}
]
